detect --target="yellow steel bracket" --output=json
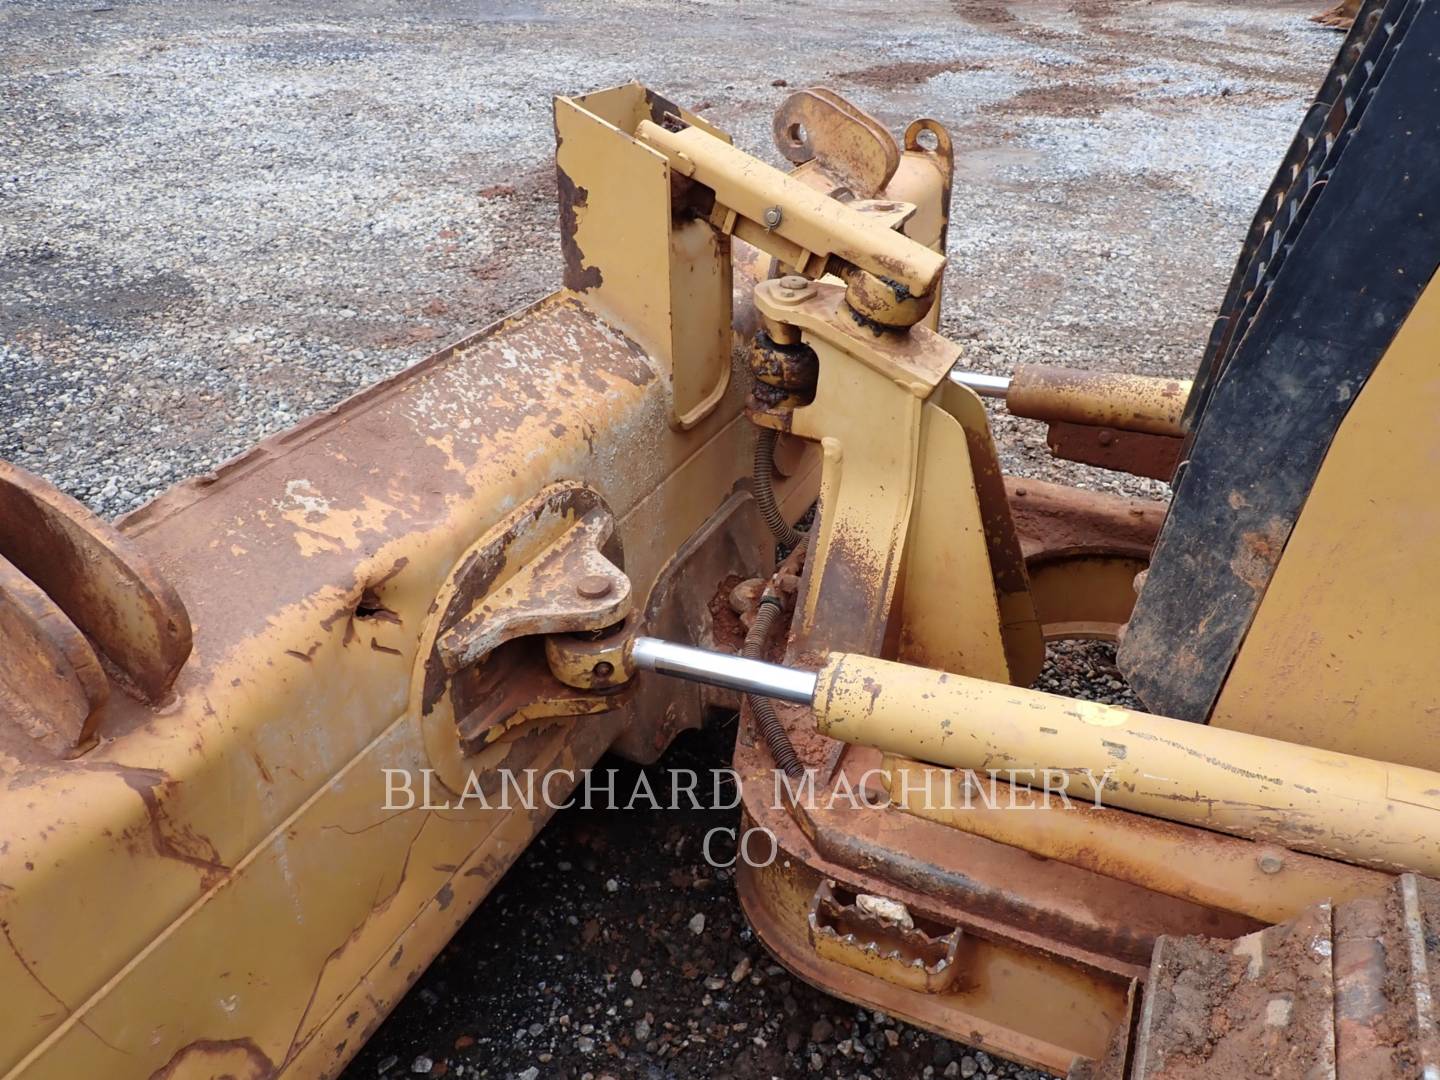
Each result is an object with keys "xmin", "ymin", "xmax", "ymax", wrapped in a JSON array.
[
  {"xmin": 554, "ymin": 84, "xmax": 734, "ymax": 431},
  {"xmin": 633, "ymin": 119, "xmax": 945, "ymax": 328},
  {"xmin": 414, "ymin": 484, "xmax": 638, "ymax": 792},
  {"xmin": 624, "ymin": 105, "xmax": 1041, "ymax": 679},
  {"xmin": 751, "ymin": 278, "xmax": 1040, "ymax": 682}
]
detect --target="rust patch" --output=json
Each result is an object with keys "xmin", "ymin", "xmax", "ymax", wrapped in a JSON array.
[
  {"xmin": 329, "ymin": 558, "xmax": 410, "ymax": 647},
  {"xmin": 436, "ymin": 882, "xmax": 454, "ymax": 911},
  {"xmin": 420, "ymin": 485, "xmax": 609, "ymax": 713},
  {"xmin": 94, "ymin": 292, "xmax": 655, "ymax": 739},
  {"xmin": 1006, "ymin": 476, "xmax": 1165, "ymax": 560},
  {"xmin": 1229, "ymin": 517, "xmax": 1290, "ymax": 593},
  {"xmin": 115, "ymin": 766, "xmax": 229, "ymax": 888},
  {"xmin": 1045, "ymin": 421, "xmax": 1181, "ymax": 483},
  {"xmin": 556, "ymin": 168, "xmax": 603, "ymax": 292},
  {"xmin": 0, "ymin": 553, "xmax": 109, "ymax": 754},
  {"xmin": 148, "ymin": 1037, "xmax": 275, "ymax": 1080},
  {"xmin": 642, "ymin": 87, "xmax": 686, "ymax": 127},
  {"xmin": 0, "ymin": 460, "xmax": 192, "ymax": 702},
  {"xmin": 800, "ymin": 516, "xmax": 894, "ymax": 659}
]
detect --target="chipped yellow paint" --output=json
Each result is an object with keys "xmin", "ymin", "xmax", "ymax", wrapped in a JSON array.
[
  {"xmin": 0, "ymin": 279, "xmax": 780, "ymax": 1079},
  {"xmin": 1072, "ymin": 700, "xmax": 1126, "ymax": 728},
  {"xmin": 813, "ymin": 652, "xmax": 1440, "ymax": 877}
]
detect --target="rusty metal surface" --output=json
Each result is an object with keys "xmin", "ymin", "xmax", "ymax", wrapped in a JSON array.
[
  {"xmin": 434, "ymin": 502, "xmax": 631, "ymax": 674},
  {"xmin": 1128, "ymin": 873, "xmax": 1440, "ymax": 1079},
  {"xmin": 732, "ymin": 712, "xmax": 1266, "ymax": 1072},
  {"xmin": 609, "ymin": 491, "xmax": 778, "ymax": 763},
  {"xmin": 0, "ymin": 274, "xmax": 769, "ymax": 1078},
  {"xmin": 0, "ymin": 553, "xmax": 108, "ymax": 754},
  {"xmin": 1002, "ymin": 477, "xmax": 1164, "ymax": 641},
  {"xmin": 753, "ymin": 278, "xmax": 959, "ymax": 396},
  {"xmin": 749, "ymin": 329, "xmax": 819, "ymax": 410},
  {"xmin": 1025, "ymin": 552, "xmax": 1148, "ymax": 642},
  {"xmin": 884, "ymin": 756, "xmax": 1393, "ymax": 925},
  {"xmin": 735, "ymin": 751, "xmax": 1144, "ymax": 1073},
  {"xmin": 414, "ymin": 484, "xmax": 640, "ymax": 754},
  {"xmin": 1045, "ymin": 421, "xmax": 1182, "ymax": 483},
  {"xmin": 1005, "ymin": 476, "xmax": 1165, "ymax": 561},
  {"xmin": 807, "ymin": 879, "xmax": 963, "ymax": 994},
  {"xmin": 1067, "ymin": 979, "xmax": 1139, "ymax": 1080},
  {"xmin": 452, "ymin": 638, "xmax": 629, "ymax": 752},
  {"xmin": 1133, "ymin": 902, "xmax": 1337, "ymax": 1078},
  {"xmin": 838, "ymin": 262, "xmax": 937, "ymax": 327},
  {"xmin": 802, "ymin": 798, "xmax": 1258, "ymax": 970},
  {"xmin": 1333, "ymin": 895, "xmax": 1394, "ymax": 1076},
  {"xmin": 772, "ymin": 88, "xmax": 899, "ymax": 197},
  {"xmin": 0, "ymin": 460, "xmax": 191, "ymax": 702}
]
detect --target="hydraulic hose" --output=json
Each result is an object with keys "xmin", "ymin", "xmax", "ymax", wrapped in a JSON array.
[
  {"xmin": 752, "ymin": 427, "xmax": 804, "ymax": 550},
  {"xmin": 743, "ymin": 596, "xmax": 805, "ymax": 778}
]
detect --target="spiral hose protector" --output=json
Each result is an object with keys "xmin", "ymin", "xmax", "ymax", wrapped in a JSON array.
[
  {"xmin": 744, "ymin": 598, "xmax": 804, "ymax": 778},
  {"xmin": 753, "ymin": 427, "xmax": 804, "ymax": 550}
]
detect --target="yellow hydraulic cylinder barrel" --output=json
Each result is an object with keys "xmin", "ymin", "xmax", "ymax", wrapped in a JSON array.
[
  {"xmin": 813, "ymin": 653, "xmax": 1440, "ymax": 878},
  {"xmin": 1006, "ymin": 366, "xmax": 1191, "ymax": 437}
]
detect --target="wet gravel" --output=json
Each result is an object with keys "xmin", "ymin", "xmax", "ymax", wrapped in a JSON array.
[
  {"xmin": 2, "ymin": 0, "xmax": 1339, "ymax": 1076},
  {"xmin": 2, "ymin": 0, "xmax": 1336, "ymax": 517}
]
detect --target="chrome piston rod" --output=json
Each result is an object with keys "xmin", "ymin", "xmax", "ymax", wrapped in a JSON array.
[
  {"xmin": 631, "ymin": 636, "xmax": 817, "ymax": 704},
  {"xmin": 948, "ymin": 368, "xmax": 1010, "ymax": 399}
]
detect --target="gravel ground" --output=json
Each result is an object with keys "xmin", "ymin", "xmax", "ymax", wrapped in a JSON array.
[{"xmin": 2, "ymin": 0, "xmax": 1337, "ymax": 1077}]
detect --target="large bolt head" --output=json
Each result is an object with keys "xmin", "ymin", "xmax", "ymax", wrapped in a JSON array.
[{"xmin": 576, "ymin": 574, "xmax": 614, "ymax": 599}]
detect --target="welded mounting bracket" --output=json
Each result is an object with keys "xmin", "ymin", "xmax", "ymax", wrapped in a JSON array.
[
  {"xmin": 416, "ymin": 485, "xmax": 639, "ymax": 761},
  {"xmin": 436, "ymin": 506, "xmax": 632, "ymax": 675}
]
